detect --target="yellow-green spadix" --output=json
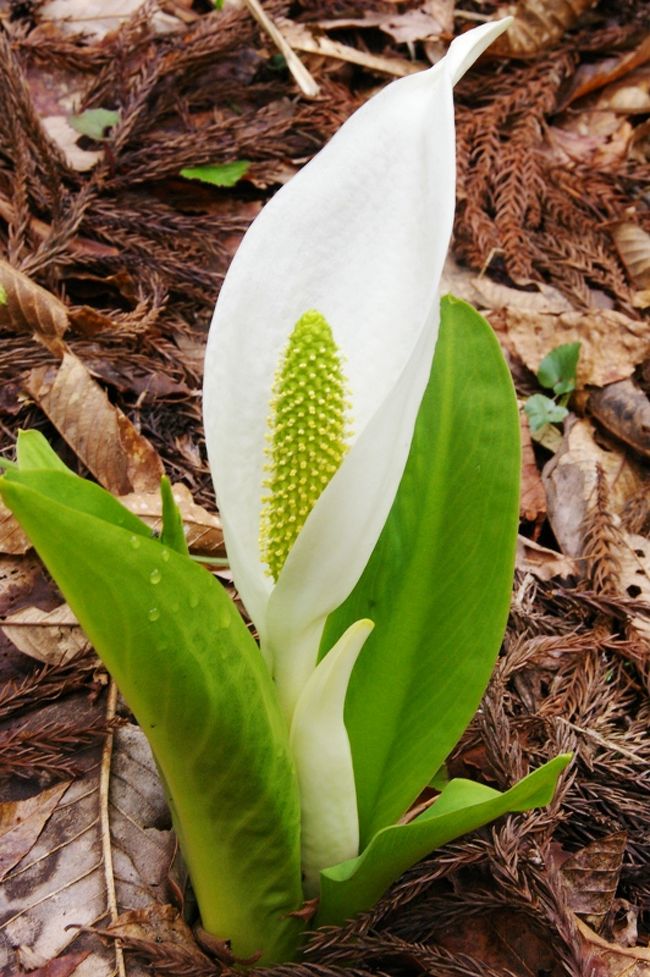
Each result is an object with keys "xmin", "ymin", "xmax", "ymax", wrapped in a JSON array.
[{"xmin": 203, "ymin": 19, "xmax": 511, "ymax": 888}]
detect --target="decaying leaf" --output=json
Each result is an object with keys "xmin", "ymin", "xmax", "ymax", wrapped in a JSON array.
[
  {"xmin": 504, "ymin": 308, "xmax": 649, "ymax": 388},
  {"xmin": 0, "ymin": 499, "xmax": 31, "ymax": 556},
  {"xmin": 589, "ymin": 380, "xmax": 650, "ymax": 460},
  {"xmin": 40, "ymin": 116, "xmax": 103, "ymax": 173},
  {"xmin": 612, "ymin": 223, "xmax": 650, "ymax": 289},
  {"xmin": 0, "ymin": 724, "xmax": 175, "ymax": 973},
  {"xmin": 0, "ymin": 259, "xmax": 68, "ymax": 355},
  {"xmin": 576, "ymin": 916, "xmax": 650, "ymax": 977},
  {"xmin": 0, "ymin": 782, "xmax": 70, "ymax": 881},
  {"xmin": 279, "ymin": 18, "xmax": 420, "ymax": 77},
  {"xmin": 618, "ymin": 533, "xmax": 650, "ymax": 639},
  {"xmin": 542, "ymin": 418, "xmax": 645, "ymax": 558},
  {"xmin": 1, "ymin": 604, "xmax": 89, "ymax": 665},
  {"xmin": 516, "ymin": 535, "xmax": 578, "ymax": 581},
  {"xmin": 119, "ymin": 483, "xmax": 223, "ymax": 555},
  {"xmin": 0, "ymin": 555, "xmax": 51, "ymax": 618},
  {"xmin": 492, "ymin": 0, "xmax": 598, "ymax": 57},
  {"xmin": 520, "ymin": 411, "xmax": 547, "ymax": 524},
  {"xmin": 563, "ymin": 34, "xmax": 650, "ymax": 106},
  {"xmin": 40, "ymin": 0, "xmax": 180, "ymax": 38},
  {"xmin": 560, "ymin": 832, "xmax": 627, "ymax": 930},
  {"xmin": 27, "ymin": 353, "xmax": 164, "ymax": 495},
  {"xmin": 106, "ymin": 904, "xmax": 217, "ymax": 974},
  {"xmin": 596, "ymin": 67, "xmax": 650, "ymax": 115}
]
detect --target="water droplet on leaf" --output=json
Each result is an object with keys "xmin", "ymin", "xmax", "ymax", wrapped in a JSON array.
[
  {"xmin": 129, "ymin": 535, "xmax": 141, "ymax": 549},
  {"xmin": 148, "ymin": 607, "xmax": 160, "ymax": 622},
  {"xmin": 150, "ymin": 568, "xmax": 162, "ymax": 585}
]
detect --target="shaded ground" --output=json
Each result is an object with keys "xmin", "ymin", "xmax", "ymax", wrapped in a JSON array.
[{"xmin": 0, "ymin": 1, "xmax": 648, "ymax": 975}]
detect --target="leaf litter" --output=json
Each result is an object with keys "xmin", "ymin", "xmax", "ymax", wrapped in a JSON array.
[{"xmin": 0, "ymin": 0, "xmax": 648, "ymax": 974}]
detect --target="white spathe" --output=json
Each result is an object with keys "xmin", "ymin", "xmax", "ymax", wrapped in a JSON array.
[
  {"xmin": 290, "ymin": 619, "xmax": 374, "ymax": 893},
  {"xmin": 203, "ymin": 19, "xmax": 511, "ymax": 718}
]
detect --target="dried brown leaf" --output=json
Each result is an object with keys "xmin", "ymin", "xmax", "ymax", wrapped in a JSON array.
[
  {"xmin": 27, "ymin": 352, "xmax": 164, "ymax": 495},
  {"xmin": 596, "ymin": 66, "xmax": 650, "ymax": 114},
  {"xmin": 504, "ymin": 308, "xmax": 649, "ymax": 388},
  {"xmin": 520, "ymin": 411, "xmax": 546, "ymax": 524},
  {"xmin": 0, "ymin": 781, "xmax": 69, "ymax": 882},
  {"xmin": 40, "ymin": 0, "xmax": 181, "ymax": 39},
  {"xmin": 516, "ymin": 535, "xmax": 578, "ymax": 581},
  {"xmin": 0, "ymin": 724, "xmax": 175, "ymax": 973},
  {"xmin": 612, "ymin": 223, "xmax": 650, "ymax": 289},
  {"xmin": 564, "ymin": 34, "xmax": 650, "ymax": 105},
  {"xmin": 1, "ymin": 604, "xmax": 89, "ymax": 665},
  {"xmin": 576, "ymin": 917, "xmax": 650, "ymax": 977},
  {"xmin": 40, "ymin": 116, "xmax": 103, "ymax": 173},
  {"xmin": 561, "ymin": 832, "xmax": 627, "ymax": 930},
  {"xmin": 617, "ymin": 533, "xmax": 650, "ymax": 639},
  {"xmin": 279, "ymin": 19, "xmax": 421, "ymax": 77},
  {"xmin": 106, "ymin": 904, "xmax": 217, "ymax": 974},
  {"xmin": 492, "ymin": 0, "xmax": 597, "ymax": 57},
  {"xmin": 542, "ymin": 417, "xmax": 645, "ymax": 558},
  {"xmin": 589, "ymin": 380, "xmax": 650, "ymax": 460},
  {"xmin": 119, "ymin": 483, "xmax": 223, "ymax": 555},
  {"xmin": 0, "ymin": 259, "xmax": 68, "ymax": 355},
  {"xmin": 0, "ymin": 498, "xmax": 31, "ymax": 556},
  {"xmin": 0, "ymin": 949, "xmax": 92, "ymax": 977}
]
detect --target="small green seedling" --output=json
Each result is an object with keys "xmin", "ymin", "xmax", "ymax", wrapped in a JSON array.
[
  {"xmin": 69, "ymin": 108, "xmax": 120, "ymax": 141},
  {"xmin": 525, "ymin": 341, "xmax": 581, "ymax": 449},
  {"xmin": 179, "ymin": 161, "xmax": 250, "ymax": 188}
]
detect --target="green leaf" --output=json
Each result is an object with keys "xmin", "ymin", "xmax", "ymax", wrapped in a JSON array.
[
  {"xmin": 524, "ymin": 393, "xmax": 568, "ymax": 434},
  {"xmin": 160, "ymin": 475, "xmax": 190, "ymax": 556},
  {"xmin": 69, "ymin": 108, "xmax": 120, "ymax": 141},
  {"xmin": 0, "ymin": 466, "xmax": 304, "ymax": 963},
  {"xmin": 537, "ymin": 342, "xmax": 580, "ymax": 397},
  {"xmin": 317, "ymin": 754, "xmax": 571, "ymax": 926},
  {"xmin": 320, "ymin": 296, "xmax": 521, "ymax": 846},
  {"xmin": 16, "ymin": 430, "xmax": 71, "ymax": 473},
  {"xmin": 180, "ymin": 161, "xmax": 250, "ymax": 188}
]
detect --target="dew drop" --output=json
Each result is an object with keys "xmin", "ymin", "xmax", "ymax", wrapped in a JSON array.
[
  {"xmin": 161, "ymin": 549, "xmax": 170, "ymax": 563},
  {"xmin": 148, "ymin": 607, "xmax": 160, "ymax": 622},
  {"xmin": 129, "ymin": 535, "xmax": 141, "ymax": 550},
  {"xmin": 150, "ymin": 568, "xmax": 162, "ymax": 585},
  {"xmin": 189, "ymin": 594, "xmax": 199, "ymax": 609}
]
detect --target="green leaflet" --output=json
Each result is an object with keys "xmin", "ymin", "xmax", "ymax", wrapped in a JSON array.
[
  {"xmin": 320, "ymin": 296, "xmax": 521, "ymax": 845},
  {"xmin": 0, "ymin": 464, "xmax": 304, "ymax": 963},
  {"xmin": 160, "ymin": 475, "xmax": 190, "ymax": 556},
  {"xmin": 317, "ymin": 754, "xmax": 571, "ymax": 926}
]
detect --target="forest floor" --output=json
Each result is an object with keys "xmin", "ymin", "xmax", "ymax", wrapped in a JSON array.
[{"xmin": 0, "ymin": 1, "xmax": 648, "ymax": 975}]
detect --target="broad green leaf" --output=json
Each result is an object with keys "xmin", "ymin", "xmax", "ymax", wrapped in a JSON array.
[
  {"xmin": 524, "ymin": 393, "xmax": 568, "ymax": 434},
  {"xmin": 320, "ymin": 296, "xmax": 520, "ymax": 846},
  {"xmin": 69, "ymin": 108, "xmax": 120, "ymax": 140},
  {"xmin": 537, "ymin": 342, "xmax": 580, "ymax": 397},
  {"xmin": 16, "ymin": 430, "xmax": 71, "ymax": 473},
  {"xmin": 317, "ymin": 754, "xmax": 571, "ymax": 926},
  {"xmin": 160, "ymin": 475, "xmax": 189, "ymax": 556},
  {"xmin": 180, "ymin": 161, "xmax": 250, "ymax": 188},
  {"xmin": 0, "ymin": 470, "xmax": 304, "ymax": 963}
]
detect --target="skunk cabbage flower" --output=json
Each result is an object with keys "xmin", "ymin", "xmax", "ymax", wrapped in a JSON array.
[{"xmin": 204, "ymin": 20, "xmax": 508, "ymax": 722}]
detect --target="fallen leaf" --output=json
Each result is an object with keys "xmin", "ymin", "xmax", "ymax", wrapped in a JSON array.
[
  {"xmin": 0, "ymin": 499, "xmax": 31, "ymax": 556},
  {"xmin": 546, "ymin": 112, "xmax": 634, "ymax": 169},
  {"xmin": 0, "ymin": 782, "xmax": 70, "ymax": 881},
  {"xmin": 119, "ymin": 483, "xmax": 224, "ymax": 556},
  {"xmin": 473, "ymin": 275, "xmax": 575, "ymax": 314},
  {"xmin": 617, "ymin": 533, "xmax": 650, "ymax": 639},
  {"xmin": 279, "ymin": 18, "xmax": 421, "ymax": 77},
  {"xmin": 542, "ymin": 417, "xmax": 645, "ymax": 558},
  {"xmin": 1, "ymin": 604, "xmax": 89, "ymax": 665},
  {"xmin": 40, "ymin": 116, "xmax": 103, "ymax": 173},
  {"xmin": 27, "ymin": 353, "xmax": 164, "ymax": 495},
  {"xmin": 0, "ymin": 950, "xmax": 91, "ymax": 977},
  {"xmin": 563, "ymin": 34, "xmax": 650, "ymax": 106},
  {"xmin": 576, "ymin": 916, "xmax": 650, "ymax": 977},
  {"xmin": 503, "ymin": 308, "xmax": 649, "ymax": 388},
  {"xmin": 40, "ymin": 0, "xmax": 180, "ymax": 39},
  {"xmin": 560, "ymin": 832, "xmax": 627, "ymax": 930},
  {"xmin": 180, "ymin": 160, "xmax": 250, "ymax": 187},
  {"xmin": 492, "ymin": 0, "xmax": 598, "ymax": 57},
  {"xmin": 519, "ymin": 411, "xmax": 547, "ymax": 523},
  {"xmin": 106, "ymin": 904, "xmax": 216, "ymax": 971},
  {"xmin": 0, "ymin": 724, "xmax": 175, "ymax": 972},
  {"xmin": 516, "ymin": 535, "xmax": 578, "ymax": 581},
  {"xmin": 611, "ymin": 223, "xmax": 650, "ymax": 289},
  {"xmin": 589, "ymin": 380, "xmax": 650, "ymax": 460},
  {"xmin": 0, "ymin": 555, "xmax": 52, "ymax": 618},
  {"xmin": 596, "ymin": 66, "xmax": 650, "ymax": 114},
  {"xmin": 0, "ymin": 259, "xmax": 68, "ymax": 354}
]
